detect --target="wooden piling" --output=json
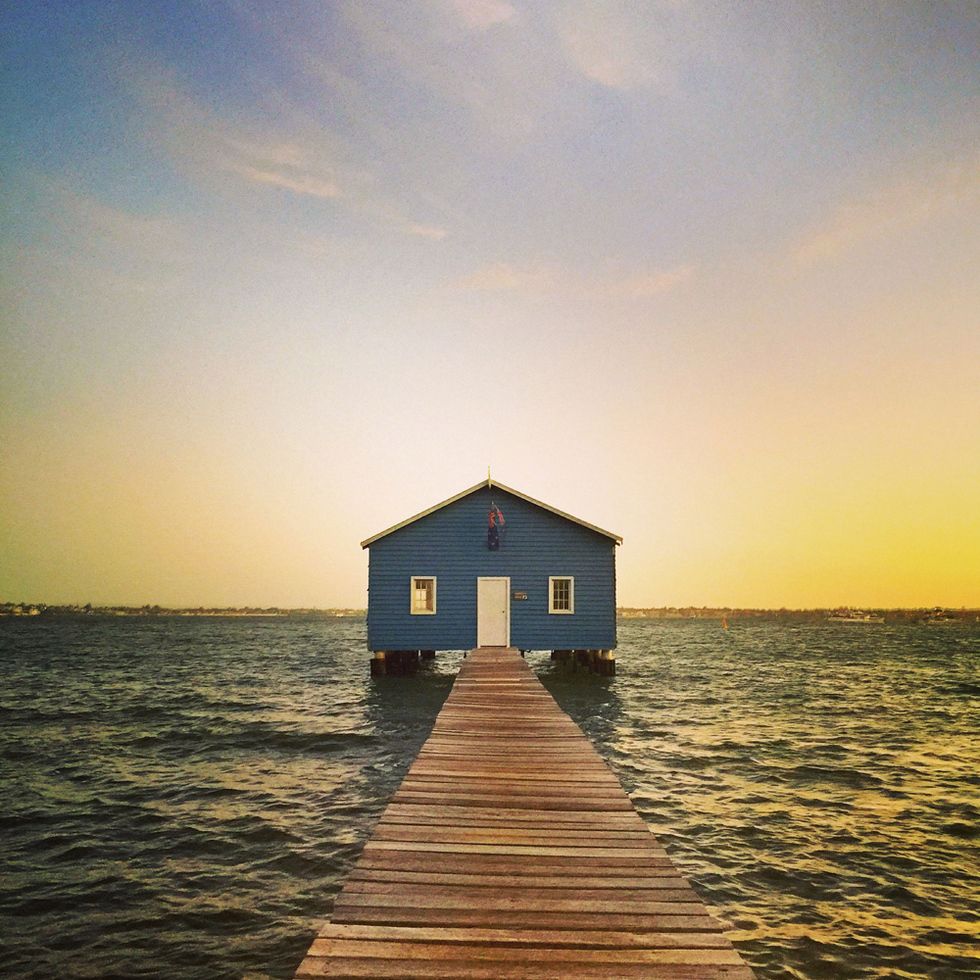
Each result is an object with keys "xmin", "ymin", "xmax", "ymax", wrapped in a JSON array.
[{"xmin": 371, "ymin": 651, "xmax": 422, "ymax": 676}]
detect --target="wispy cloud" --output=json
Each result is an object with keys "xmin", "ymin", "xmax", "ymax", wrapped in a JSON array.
[
  {"xmin": 790, "ymin": 153, "xmax": 980, "ymax": 267},
  {"xmin": 127, "ymin": 62, "xmax": 460, "ymax": 241},
  {"xmin": 452, "ymin": 259, "xmax": 694, "ymax": 298},
  {"xmin": 454, "ymin": 261, "xmax": 555, "ymax": 291},
  {"xmin": 10, "ymin": 177, "xmax": 191, "ymax": 296},
  {"xmin": 561, "ymin": 18, "xmax": 653, "ymax": 89},
  {"xmin": 450, "ymin": 0, "xmax": 516, "ymax": 31},
  {"xmin": 52, "ymin": 187, "xmax": 185, "ymax": 255},
  {"xmin": 408, "ymin": 223, "xmax": 449, "ymax": 240},
  {"xmin": 620, "ymin": 264, "xmax": 695, "ymax": 298},
  {"xmin": 337, "ymin": 1, "xmax": 566, "ymax": 139},
  {"xmin": 558, "ymin": 1, "xmax": 679, "ymax": 91},
  {"xmin": 555, "ymin": 1, "xmax": 730, "ymax": 94},
  {"xmin": 233, "ymin": 165, "xmax": 340, "ymax": 199},
  {"xmin": 130, "ymin": 66, "xmax": 345, "ymax": 203}
]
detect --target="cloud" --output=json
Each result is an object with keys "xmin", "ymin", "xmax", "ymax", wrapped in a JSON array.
[
  {"xmin": 621, "ymin": 264, "xmax": 695, "ymax": 297},
  {"xmin": 129, "ymin": 66, "xmax": 344, "ymax": 202},
  {"xmin": 233, "ymin": 165, "xmax": 340, "ymax": 199},
  {"xmin": 9, "ymin": 178, "xmax": 192, "ymax": 297},
  {"xmin": 452, "ymin": 259, "xmax": 694, "ymax": 298},
  {"xmin": 407, "ymin": 223, "xmax": 449, "ymax": 239},
  {"xmin": 454, "ymin": 261, "xmax": 556, "ymax": 291},
  {"xmin": 39, "ymin": 181, "xmax": 186, "ymax": 268},
  {"xmin": 221, "ymin": 137, "xmax": 308, "ymax": 170},
  {"xmin": 128, "ymin": 63, "xmax": 460, "ymax": 240},
  {"xmin": 337, "ymin": 2, "xmax": 566, "ymax": 139},
  {"xmin": 456, "ymin": 262, "xmax": 527, "ymax": 290},
  {"xmin": 54, "ymin": 188, "xmax": 184, "ymax": 253},
  {"xmin": 558, "ymin": 1, "xmax": 672, "ymax": 91},
  {"xmin": 449, "ymin": 0, "xmax": 516, "ymax": 31},
  {"xmin": 790, "ymin": 153, "xmax": 980, "ymax": 267}
]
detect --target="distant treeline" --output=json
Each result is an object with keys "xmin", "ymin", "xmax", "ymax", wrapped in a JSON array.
[
  {"xmin": 2, "ymin": 603, "xmax": 976, "ymax": 622},
  {"xmin": 618, "ymin": 607, "xmax": 978, "ymax": 622},
  {"xmin": 0, "ymin": 603, "xmax": 365, "ymax": 619}
]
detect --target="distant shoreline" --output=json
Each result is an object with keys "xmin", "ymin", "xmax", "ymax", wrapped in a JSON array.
[
  {"xmin": 0, "ymin": 604, "xmax": 364, "ymax": 619},
  {"xmin": 2, "ymin": 603, "xmax": 977, "ymax": 622}
]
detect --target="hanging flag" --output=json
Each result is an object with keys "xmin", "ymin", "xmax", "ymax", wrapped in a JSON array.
[
  {"xmin": 495, "ymin": 506, "xmax": 505, "ymax": 526},
  {"xmin": 488, "ymin": 504, "xmax": 502, "ymax": 550}
]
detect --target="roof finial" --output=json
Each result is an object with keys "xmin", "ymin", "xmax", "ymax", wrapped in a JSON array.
[{"xmin": 487, "ymin": 464, "xmax": 491, "ymax": 486}]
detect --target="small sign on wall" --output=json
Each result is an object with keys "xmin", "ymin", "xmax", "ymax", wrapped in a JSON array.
[{"xmin": 512, "ymin": 591, "xmax": 528, "ymax": 600}]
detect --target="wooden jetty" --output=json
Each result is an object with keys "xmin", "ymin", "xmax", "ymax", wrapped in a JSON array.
[{"xmin": 295, "ymin": 648, "xmax": 752, "ymax": 978}]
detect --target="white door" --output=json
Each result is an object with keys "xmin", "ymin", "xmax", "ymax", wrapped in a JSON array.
[{"xmin": 477, "ymin": 577, "xmax": 510, "ymax": 647}]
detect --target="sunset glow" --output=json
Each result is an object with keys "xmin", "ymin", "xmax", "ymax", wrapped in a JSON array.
[{"xmin": 2, "ymin": 2, "xmax": 978, "ymax": 608}]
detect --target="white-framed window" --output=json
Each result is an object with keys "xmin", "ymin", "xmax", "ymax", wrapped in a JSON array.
[
  {"xmin": 410, "ymin": 576, "xmax": 437, "ymax": 615},
  {"xmin": 549, "ymin": 576, "xmax": 574, "ymax": 614}
]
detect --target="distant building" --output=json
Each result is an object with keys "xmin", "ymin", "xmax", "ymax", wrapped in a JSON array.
[{"xmin": 361, "ymin": 478, "xmax": 621, "ymax": 654}]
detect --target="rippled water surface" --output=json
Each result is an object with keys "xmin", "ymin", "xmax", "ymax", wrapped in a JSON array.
[{"xmin": 0, "ymin": 618, "xmax": 977, "ymax": 978}]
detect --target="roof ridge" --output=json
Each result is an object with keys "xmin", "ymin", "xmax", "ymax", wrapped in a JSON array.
[{"xmin": 360, "ymin": 479, "xmax": 622, "ymax": 548}]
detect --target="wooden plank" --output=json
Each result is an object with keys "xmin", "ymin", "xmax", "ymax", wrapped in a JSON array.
[
  {"xmin": 355, "ymin": 852, "xmax": 677, "ymax": 875},
  {"xmin": 376, "ymin": 813, "xmax": 651, "ymax": 831},
  {"xmin": 391, "ymin": 793, "xmax": 636, "ymax": 812},
  {"xmin": 315, "ymin": 922, "xmax": 734, "ymax": 948},
  {"xmin": 342, "ymin": 881, "xmax": 700, "ymax": 903},
  {"xmin": 297, "ymin": 956, "xmax": 754, "ymax": 978},
  {"xmin": 362, "ymin": 840, "xmax": 662, "ymax": 857},
  {"xmin": 308, "ymin": 939, "xmax": 747, "ymax": 964},
  {"xmin": 379, "ymin": 803, "xmax": 649, "ymax": 825},
  {"xmin": 400, "ymin": 779, "xmax": 627, "ymax": 796},
  {"xmin": 292, "ymin": 647, "xmax": 752, "ymax": 977},
  {"xmin": 335, "ymin": 894, "xmax": 705, "ymax": 914},
  {"xmin": 348, "ymin": 870, "xmax": 693, "ymax": 888},
  {"xmin": 330, "ymin": 906, "xmax": 728, "ymax": 932},
  {"xmin": 408, "ymin": 768, "xmax": 616, "ymax": 778},
  {"xmin": 371, "ymin": 826, "xmax": 655, "ymax": 845}
]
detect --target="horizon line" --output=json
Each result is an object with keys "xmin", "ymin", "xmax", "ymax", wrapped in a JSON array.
[{"xmin": 2, "ymin": 602, "xmax": 977, "ymax": 614}]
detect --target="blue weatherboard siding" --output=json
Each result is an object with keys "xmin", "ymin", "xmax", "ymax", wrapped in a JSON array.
[{"xmin": 366, "ymin": 486, "xmax": 616, "ymax": 651}]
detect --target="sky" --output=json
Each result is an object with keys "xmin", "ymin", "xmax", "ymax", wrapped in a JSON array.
[{"xmin": 1, "ymin": 1, "xmax": 978, "ymax": 609}]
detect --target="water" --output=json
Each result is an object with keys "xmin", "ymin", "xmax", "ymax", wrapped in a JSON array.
[{"xmin": 0, "ymin": 618, "xmax": 977, "ymax": 979}]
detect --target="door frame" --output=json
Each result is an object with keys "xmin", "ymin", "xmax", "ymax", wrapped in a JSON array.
[{"xmin": 476, "ymin": 576, "xmax": 510, "ymax": 647}]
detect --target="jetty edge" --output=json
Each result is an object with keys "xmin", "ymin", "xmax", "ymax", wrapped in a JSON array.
[{"xmin": 294, "ymin": 647, "xmax": 753, "ymax": 978}]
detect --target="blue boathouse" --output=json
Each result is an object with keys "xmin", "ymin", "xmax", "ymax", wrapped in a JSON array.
[{"xmin": 361, "ymin": 478, "xmax": 621, "ymax": 670}]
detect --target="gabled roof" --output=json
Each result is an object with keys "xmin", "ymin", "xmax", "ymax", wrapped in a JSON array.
[{"xmin": 360, "ymin": 478, "xmax": 623, "ymax": 548}]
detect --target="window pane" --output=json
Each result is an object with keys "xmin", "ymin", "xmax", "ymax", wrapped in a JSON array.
[
  {"xmin": 413, "ymin": 578, "xmax": 434, "ymax": 612},
  {"xmin": 552, "ymin": 578, "xmax": 571, "ymax": 610}
]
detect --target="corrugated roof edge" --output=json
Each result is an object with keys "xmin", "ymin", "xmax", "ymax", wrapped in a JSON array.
[{"xmin": 360, "ymin": 478, "xmax": 623, "ymax": 548}]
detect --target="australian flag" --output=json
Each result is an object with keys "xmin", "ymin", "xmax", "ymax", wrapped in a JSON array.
[{"xmin": 487, "ymin": 505, "xmax": 505, "ymax": 550}]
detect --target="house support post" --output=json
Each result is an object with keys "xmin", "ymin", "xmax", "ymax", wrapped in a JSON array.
[
  {"xmin": 420, "ymin": 650, "xmax": 436, "ymax": 660},
  {"xmin": 551, "ymin": 649, "xmax": 614, "ymax": 675},
  {"xmin": 388, "ymin": 651, "xmax": 420, "ymax": 675},
  {"xmin": 371, "ymin": 650, "xmax": 425, "ymax": 676}
]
